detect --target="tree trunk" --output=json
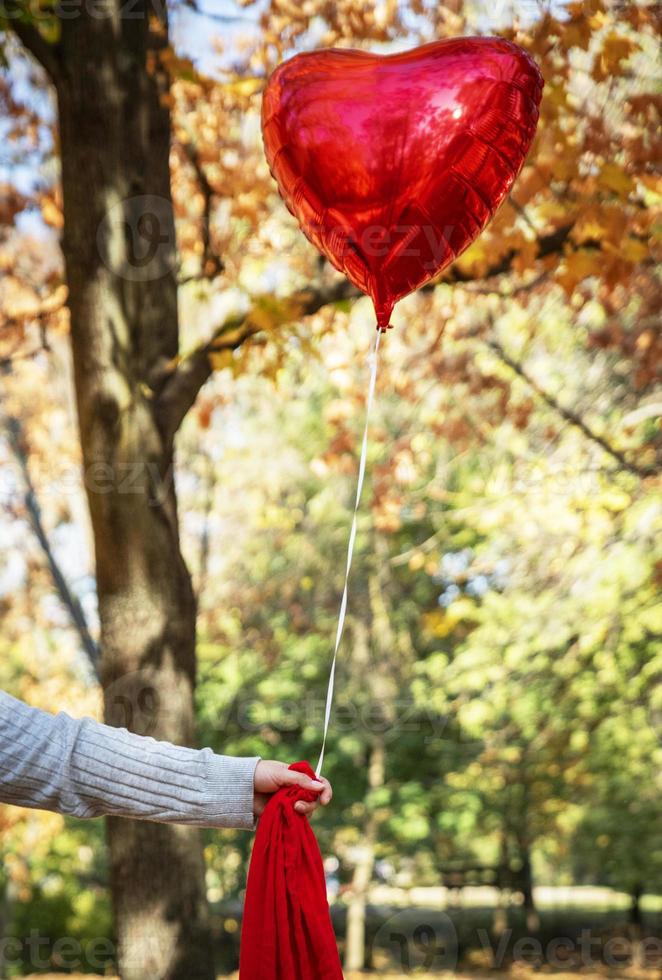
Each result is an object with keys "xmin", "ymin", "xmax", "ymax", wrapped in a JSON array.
[
  {"xmin": 52, "ymin": 6, "xmax": 215, "ymax": 979},
  {"xmin": 343, "ymin": 553, "xmax": 397, "ymax": 972},
  {"xmin": 519, "ymin": 846, "xmax": 539, "ymax": 935},
  {"xmin": 629, "ymin": 882, "xmax": 645, "ymax": 968},
  {"xmin": 344, "ymin": 738, "xmax": 385, "ymax": 972},
  {"xmin": 492, "ymin": 830, "xmax": 510, "ymax": 950},
  {"xmin": 629, "ymin": 882, "xmax": 643, "ymax": 929},
  {"xmin": 514, "ymin": 779, "xmax": 539, "ymax": 937},
  {"xmin": 512, "ymin": 824, "xmax": 540, "ymax": 937}
]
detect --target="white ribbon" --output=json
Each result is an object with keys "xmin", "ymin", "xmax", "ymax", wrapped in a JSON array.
[{"xmin": 316, "ymin": 329, "xmax": 382, "ymax": 777}]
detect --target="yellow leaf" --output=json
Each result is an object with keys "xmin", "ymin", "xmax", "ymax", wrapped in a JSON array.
[
  {"xmin": 536, "ymin": 199, "xmax": 570, "ymax": 224},
  {"xmin": 422, "ymin": 609, "xmax": 455, "ymax": 638},
  {"xmin": 598, "ymin": 163, "xmax": 634, "ymax": 196},
  {"xmin": 453, "ymin": 237, "xmax": 491, "ymax": 276},
  {"xmin": 547, "ymin": 84, "xmax": 570, "ymax": 110},
  {"xmin": 208, "ymin": 350, "xmax": 234, "ymax": 372},
  {"xmin": 221, "ymin": 77, "xmax": 264, "ymax": 97},
  {"xmin": 620, "ymin": 237, "xmax": 648, "ymax": 263},
  {"xmin": 597, "ymin": 490, "xmax": 631, "ymax": 512},
  {"xmin": 40, "ymin": 196, "xmax": 63, "ymax": 229},
  {"xmin": 41, "ymin": 284, "xmax": 68, "ymax": 313},
  {"xmin": 408, "ymin": 551, "xmax": 426, "ymax": 572},
  {"xmin": 557, "ymin": 249, "xmax": 604, "ymax": 293}
]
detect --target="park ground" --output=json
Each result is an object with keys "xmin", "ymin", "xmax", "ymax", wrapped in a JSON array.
[{"xmin": 22, "ymin": 969, "xmax": 662, "ymax": 980}]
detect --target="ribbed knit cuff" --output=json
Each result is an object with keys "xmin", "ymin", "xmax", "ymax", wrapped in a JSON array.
[{"xmin": 202, "ymin": 750, "xmax": 261, "ymax": 830}]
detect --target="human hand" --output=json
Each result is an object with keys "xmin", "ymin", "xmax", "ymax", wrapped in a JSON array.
[{"xmin": 253, "ymin": 760, "xmax": 333, "ymax": 818}]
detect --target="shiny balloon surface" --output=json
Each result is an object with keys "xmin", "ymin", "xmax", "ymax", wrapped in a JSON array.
[{"xmin": 262, "ymin": 37, "xmax": 543, "ymax": 328}]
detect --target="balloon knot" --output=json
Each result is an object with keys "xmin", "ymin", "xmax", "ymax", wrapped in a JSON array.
[{"xmin": 377, "ymin": 322, "xmax": 393, "ymax": 333}]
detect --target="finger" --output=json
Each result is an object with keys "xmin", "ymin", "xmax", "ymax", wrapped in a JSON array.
[
  {"xmin": 295, "ymin": 800, "xmax": 318, "ymax": 815},
  {"xmin": 282, "ymin": 770, "xmax": 324, "ymax": 793},
  {"xmin": 319, "ymin": 778, "xmax": 333, "ymax": 805}
]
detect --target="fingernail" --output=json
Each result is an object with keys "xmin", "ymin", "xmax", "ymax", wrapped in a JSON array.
[{"xmin": 311, "ymin": 780, "xmax": 324, "ymax": 790}]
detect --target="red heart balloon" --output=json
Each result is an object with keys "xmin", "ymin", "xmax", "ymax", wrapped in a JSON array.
[{"xmin": 262, "ymin": 38, "xmax": 543, "ymax": 329}]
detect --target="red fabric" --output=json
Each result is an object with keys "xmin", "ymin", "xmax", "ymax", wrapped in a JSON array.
[{"xmin": 239, "ymin": 761, "xmax": 344, "ymax": 980}]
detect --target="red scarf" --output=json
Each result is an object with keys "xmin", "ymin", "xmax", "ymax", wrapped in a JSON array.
[{"xmin": 239, "ymin": 761, "xmax": 344, "ymax": 979}]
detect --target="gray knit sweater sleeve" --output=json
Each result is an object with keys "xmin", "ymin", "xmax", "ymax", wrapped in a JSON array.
[{"xmin": 0, "ymin": 690, "xmax": 260, "ymax": 830}]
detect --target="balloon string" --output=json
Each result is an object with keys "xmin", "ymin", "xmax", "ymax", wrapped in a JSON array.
[{"xmin": 316, "ymin": 328, "xmax": 381, "ymax": 778}]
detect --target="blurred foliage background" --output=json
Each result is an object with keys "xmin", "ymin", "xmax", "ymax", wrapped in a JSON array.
[{"xmin": 0, "ymin": 0, "xmax": 660, "ymax": 976}]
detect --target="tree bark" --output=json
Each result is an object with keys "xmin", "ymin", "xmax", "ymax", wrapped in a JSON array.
[{"xmin": 50, "ymin": 5, "xmax": 215, "ymax": 978}]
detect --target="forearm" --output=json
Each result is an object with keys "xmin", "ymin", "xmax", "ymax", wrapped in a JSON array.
[{"xmin": 0, "ymin": 691, "xmax": 260, "ymax": 829}]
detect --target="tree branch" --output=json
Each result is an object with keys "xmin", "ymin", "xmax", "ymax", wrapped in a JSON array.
[
  {"xmin": 0, "ymin": 345, "xmax": 45, "ymax": 369},
  {"xmin": 5, "ymin": 415, "xmax": 100, "ymax": 676},
  {"xmin": 486, "ymin": 338, "xmax": 658, "ymax": 479},
  {"xmin": 438, "ymin": 224, "xmax": 573, "ymax": 285},
  {"xmin": 156, "ymin": 278, "xmax": 354, "ymax": 440},
  {"xmin": 178, "ymin": 138, "xmax": 224, "ymax": 282},
  {"xmin": 157, "ymin": 221, "xmax": 595, "ymax": 439},
  {"xmin": 5, "ymin": 8, "xmax": 62, "ymax": 81}
]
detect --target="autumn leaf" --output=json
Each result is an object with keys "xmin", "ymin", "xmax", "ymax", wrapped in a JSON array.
[
  {"xmin": 597, "ymin": 162, "xmax": 635, "ymax": 197},
  {"xmin": 557, "ymin": 248, "xmax": 605, "ymax": 294},
  {"xmin": 207, "ymin": 349, "xmax": 235, "ymax": 372},
  {"xmin": 592, "ymin": 33, "xmax": 639, "ymax": 81},
  {"xmin": 562, "ymin": 16, "xmax": 592, "ymax": 51},
  {"xmin": 36, "ymin": 190, "xmax": 62, "ymax": 228},
  {"xmin": 570, "ymin": 204, "xmax": 627, "ymax": 245}
]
